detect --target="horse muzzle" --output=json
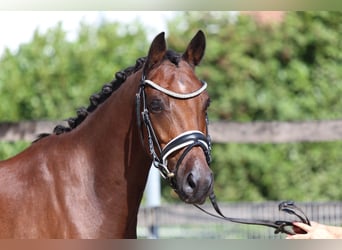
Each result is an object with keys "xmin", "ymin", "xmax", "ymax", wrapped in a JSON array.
[
  {"xmin": 147, "ymin": 130, "xmax": 213, "ymax": 204},
  {"xmin": 174, "ymin": 150, "xmax": 214, "ymax": 204}
]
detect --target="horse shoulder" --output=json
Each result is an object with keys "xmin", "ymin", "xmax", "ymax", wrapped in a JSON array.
[{"xmin": 0, "ymin": 136, "xmax": 99, "ymax": 238}]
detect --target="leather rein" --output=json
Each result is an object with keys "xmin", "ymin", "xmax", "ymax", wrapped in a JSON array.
[
  {"xmin": 195, "ymin": 195, "xmax": 310, "ymax": 235},
  {"xmin": 136, "ymin": 76, "xmax": 311, "ymax": 236}
]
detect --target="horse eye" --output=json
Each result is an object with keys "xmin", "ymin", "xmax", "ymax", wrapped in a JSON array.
[
  {"xmin": 149, "ymin": 99, "xmax": 163, "ymax": 113},
  {"xmin": 205, "ymin": 98, "xmax": 211, "ymax": 109}
]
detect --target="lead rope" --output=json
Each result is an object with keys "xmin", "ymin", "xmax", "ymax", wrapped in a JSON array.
[{"xmin": 194, "ymin": 192, "xmax": 311, "ymax": 235}]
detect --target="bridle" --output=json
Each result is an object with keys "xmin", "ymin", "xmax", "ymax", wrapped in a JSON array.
[
  {"xmin": 136, "ymin": 74, "xmax": 311, "ymax": 236},
  {"xmin": 136, "ymin": 74, "xmax": 211, "ymax": 188}
]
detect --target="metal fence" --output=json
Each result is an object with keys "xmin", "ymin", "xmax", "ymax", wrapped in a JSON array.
[{"xmin": 137, "ymin": 201, "xmax": 342, "ymax": 239}]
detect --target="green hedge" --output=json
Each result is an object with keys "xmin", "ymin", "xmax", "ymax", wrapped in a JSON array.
[{"xmin": 0, "ymin": 21, "xmax": 149, "ymax": 121}]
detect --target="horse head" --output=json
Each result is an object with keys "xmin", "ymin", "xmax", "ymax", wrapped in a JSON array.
[{"xmin": 137, "ymin": 30, "xmax": 213, "ymax": 204}]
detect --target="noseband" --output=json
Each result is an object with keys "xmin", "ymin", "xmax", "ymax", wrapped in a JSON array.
[{"xmin": 135, "ymin": 75, "xmax": 211, "ymax": 187}]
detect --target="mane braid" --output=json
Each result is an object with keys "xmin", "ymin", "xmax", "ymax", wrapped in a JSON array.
[{"xmin": 33, "ymin": 57, "xmax": 146, "ymax": 142}]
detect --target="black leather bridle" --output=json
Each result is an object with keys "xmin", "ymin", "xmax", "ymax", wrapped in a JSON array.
[
  {"xmin": 136, "ymin": 75, "xmax": 211, "ymax": 189},
  {"xmin": 136, "ymin": 75, "xmax": 310, "ymax": 236}
]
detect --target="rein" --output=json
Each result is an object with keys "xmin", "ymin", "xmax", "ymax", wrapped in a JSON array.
[{"xmin": 194, "ymin": 193, "xmax": 311, "ymax": 235}]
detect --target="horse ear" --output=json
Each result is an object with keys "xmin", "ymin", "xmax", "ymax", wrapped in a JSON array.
[
  {"xmin": 182, "ymin": 30, "xmax": 206, "ymax": 66},
  {"xmin": 143, "ymin": 32, "xmax": 167, "ymax": 75}
]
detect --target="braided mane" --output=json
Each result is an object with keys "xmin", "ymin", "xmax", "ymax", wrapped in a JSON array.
[
  {"xmin": 34, "ymin": 57, "xmax": 146, "ymax": 142},
  {"xmin": 34, "ymin": 50, "xmax": 182, "ymax": 142}
]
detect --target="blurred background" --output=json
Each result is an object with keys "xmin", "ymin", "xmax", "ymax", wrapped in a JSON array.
[{"xmin": 0, "ymin": 11, "xmax": 341, "ymax": 238}]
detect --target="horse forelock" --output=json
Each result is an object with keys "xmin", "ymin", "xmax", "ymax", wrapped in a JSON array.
[{"xmin": 165, "ymin": 50, "xmax": 181, "ymax": 66}]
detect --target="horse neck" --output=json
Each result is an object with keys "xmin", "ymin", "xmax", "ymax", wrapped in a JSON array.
[{"xmin": 73, "ymin": 70, "xmax": 151, "ymax": 232}]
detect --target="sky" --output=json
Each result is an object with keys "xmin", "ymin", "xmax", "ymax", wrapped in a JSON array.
[{"xmin": 0, "ymin": 11, "xmax": 176, "ymax": 55}]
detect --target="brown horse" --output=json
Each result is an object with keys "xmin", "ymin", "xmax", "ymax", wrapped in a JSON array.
[{"xmin": 0, "ymin": 30, "xmax": 213, "ymax": 238}]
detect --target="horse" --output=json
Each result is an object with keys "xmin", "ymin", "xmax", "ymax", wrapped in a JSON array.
[{"xmin": 0, "ymin": 30, "xmax": 213, "ymax": 238}]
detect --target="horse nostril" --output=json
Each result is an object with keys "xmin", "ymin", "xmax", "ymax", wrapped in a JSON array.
[{"xmin": 187, "ymin": 173, "xmax": 197, "ymax": 190}]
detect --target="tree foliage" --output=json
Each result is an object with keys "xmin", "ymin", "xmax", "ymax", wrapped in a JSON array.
[
  {"xmin": 1, "ymin": 12, "xmax": 342, "ymax": 202},
  {"xmin": 0, "ymin": 20, "xmax": 149, "ymax": 121}
]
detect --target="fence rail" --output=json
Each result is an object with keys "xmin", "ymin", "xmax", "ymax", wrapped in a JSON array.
[
  {"xmin": 2, "ymin": 119, "xmax": 342, "ymax": 143},
  {"xmin": 210, "ymin": 120, "xmax": 342, "ymax": 143}
]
